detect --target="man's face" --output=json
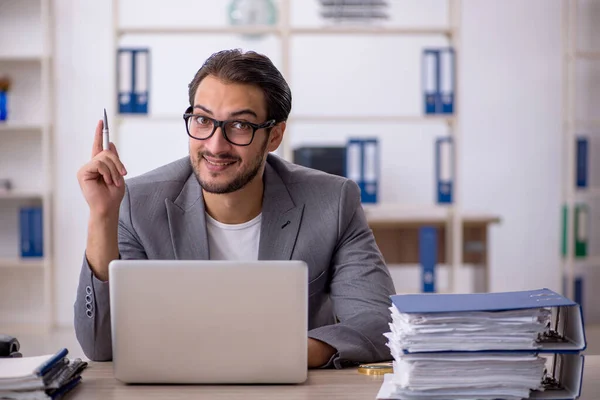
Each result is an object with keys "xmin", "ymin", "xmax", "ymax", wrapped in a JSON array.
[{"xmin": 189, "ymin": 75, "xmax": 282, "ymax": 194}]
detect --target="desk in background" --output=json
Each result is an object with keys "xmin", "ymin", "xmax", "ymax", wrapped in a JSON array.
[
  {"xmin": 66, "ymin": 356, "xmax": 599, "ymax": 400},
  {"xmin": 363, "ymin": 204, "xmax": 501, "ymax": 293}
]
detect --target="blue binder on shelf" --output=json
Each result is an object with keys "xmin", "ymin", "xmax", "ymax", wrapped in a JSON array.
[
  {"xmin": 419, "ymin": 226, "xmax": 437, "ymax": 293},
  {"xmin": 575, "ymin": 137, "xmax": 588, "ymax": 189},
  {"xmin": 422, "ymin": 49, "xmax": 439, "ymax": 114},
  {"xmin": 346, "ymin": 138, "xmax": 379, "ymax": 204},
  {"xmin": 435, "ymin": 136, "xmax": 453, "ymax": 204},
  {"xmin": 118, "ymin": 48, "xmax": 150, "ymax": 114},
  {"xmin": 19, "ymin": 207, "xmax": 43, "ymax": 258},
  {"xmin": 574, "ymin": 276, "xmax": 583, "ymax": 312},
  {"xmin": 390, "ymin": 288, "xmax": 587, "ymax": 354},
  {"xmin": 439, "ymin": 48, "xmax": 455, "ymax": 114},
  {"xmin": 563, "ymin": 275, "xmax": 584, "ymax": 307},
  {"xmin": 422, "ymin": 47, "xmax": 455, "ymax": 115}
]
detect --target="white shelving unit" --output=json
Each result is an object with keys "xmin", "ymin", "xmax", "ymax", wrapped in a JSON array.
[
  {"xmin": 110, "ymin": 0, "xmax": 470, "ymax": 293},
  {"xmin": 0, "ymin": 0, "xmax": 54, "ymax": 331},
  {"xmin": 561, "ymin": 0, "xmax": 600, "ymax": 300}
]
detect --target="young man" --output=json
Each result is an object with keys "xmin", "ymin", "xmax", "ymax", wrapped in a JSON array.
[{"xmin": 74, "ymin": 49, "xmax": 395, "ymax": 369}]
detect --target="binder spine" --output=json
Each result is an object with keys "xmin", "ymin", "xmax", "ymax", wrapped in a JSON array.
[
  {"xmin": 134, "ymin": 49, "xmax": 149, "ymax": 114},
  {"xmin": 574, "ymin": 204, "xmax": 588, "ymax": 258},
  {"xmin": 31, "ymin": 207, "xmax": 43, "ymax": 257},
  {"xmin": 423, "ymin": 49, "xmax": 439, "ymax": 114},
  {"xmin": 118, "ymin": 48, "xmax": 150, "ymax": 114},
  {"xmin": 19, "ymin": 207, "xmax": 43, "ymax": 258},
  {"xmin": 439, "ymin": 48, "xmax": 455, "ymax": 114},
  {"xmin": 561, "ymin": 204, "xmax": 567, "ymax": 257},
  {"xmin": 362, "ymin": 139, "xmax": 378, "ymax": 204},
  {"xmin": 576, "ymin": 137, "xmax": 588, "ymax": 189},
  {"xmin": 346, "ymin": 138, "xmax": 362, "ymax": 194},
  {"xmin": 419, "ymin": 226, "xmax": 437, "ymax": 293},
  {"xmin": 19, "ymin": 207, "xmax": 31, "ymax": 257},
  {"xmin": 346, "ymin": 138, "xmax": 378, "ymax": 204},
  {"xmin": 574, "ymin": 276, "xmax": 583, "ymax": 309},
  {"xmin": 117, "ymin": 49, "xmax": 134, "ymax": 114},
  {"xmin": 436, "ymin": 137, "xmax": 453, "ymax": 204}
]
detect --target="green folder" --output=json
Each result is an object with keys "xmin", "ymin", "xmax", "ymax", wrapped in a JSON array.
[
  {"xmin": 562, "ymin": 205, "xmax": 567, "ymax": 257},
  {"xmin": 574, "ymin": 204, "xmax": 588, "ymax": 258},
  {"xmin": 561, "ymin": 204, "xmax": 589, "ymax": 258}
]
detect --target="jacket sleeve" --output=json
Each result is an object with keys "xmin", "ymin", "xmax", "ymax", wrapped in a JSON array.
[
  {"xmin": 73, "ymin": 184, "xmax": 147, "ymax": 361},
  {"xmin": 307, "ymin": 179, "xmax": 396, "ymax": 369}
]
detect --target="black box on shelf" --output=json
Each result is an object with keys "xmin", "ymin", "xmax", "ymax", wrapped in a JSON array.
[
  {"xmin": 0, "ymin": 179, "xmax": 11, "ymax": 193},
  {"xmin": 293, "ymin": 146, "xmax": 346, "ymax": 178}
]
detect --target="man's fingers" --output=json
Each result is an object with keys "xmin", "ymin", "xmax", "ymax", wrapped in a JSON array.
[
  {"xmin": 108, "ymin": 143, "xmax": 127, "ymax": 175},
  {"xmin": 95, "ymin": 160, "xmax": 113, "ymax": 186},
  {"xmin": 91, "ymin": 120, "xmax": 104, "ymax": 158},
  {"xmin": 100, "ymin": 157, "xmax": 123, "ymax": 187}
]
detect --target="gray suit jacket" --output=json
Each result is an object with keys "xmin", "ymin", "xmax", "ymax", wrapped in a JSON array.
[{"xmin": 74, "ymin": 154, "xmax": 396, "ymax": 368}]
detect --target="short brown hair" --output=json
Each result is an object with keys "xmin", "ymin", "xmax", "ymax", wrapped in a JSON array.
[{"xmin": 188, "ymin": 49, "xmax": 292, "ymax": 123}]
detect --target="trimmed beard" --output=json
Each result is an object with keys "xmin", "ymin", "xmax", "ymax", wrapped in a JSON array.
[{"xmin": 191, "ymin": 138, "xmax": 268, "ymax": 194}]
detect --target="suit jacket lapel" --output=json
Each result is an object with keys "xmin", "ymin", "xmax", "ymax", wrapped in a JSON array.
[
  {"xmin": 165, "ymin": 173, "xmax": 210, "ymax": 260},
  {"xmin": 258, "ymin": 162, "xmax": 304, "ymax": 260}
]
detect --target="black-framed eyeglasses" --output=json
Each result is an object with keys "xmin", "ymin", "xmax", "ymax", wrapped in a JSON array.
[{"xmin": 183, "ymin": 106, "xmax": 276, "ymax": 146}]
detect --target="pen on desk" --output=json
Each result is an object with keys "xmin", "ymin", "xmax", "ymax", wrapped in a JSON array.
[
  {"xmin": 33, "ymin": 347, "xmax": 69, "ymax": 376},
  {"xmin": 103, "ymin": 108, "xmax": 110, "ymax": 151}
]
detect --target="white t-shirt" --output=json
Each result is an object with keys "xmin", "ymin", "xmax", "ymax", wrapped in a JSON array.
[{"xmin": 206, "ymin": 212, "xmax": 262, "ymax": 261}]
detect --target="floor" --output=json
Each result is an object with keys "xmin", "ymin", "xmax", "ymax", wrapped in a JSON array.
[{"xmin": 11, "ymin": 324, "xmax": 600, "ymax": 359}]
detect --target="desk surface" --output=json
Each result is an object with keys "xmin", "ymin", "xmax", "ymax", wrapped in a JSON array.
[{"xmin": 68, "ymin": 356, "xmax": 600, "ymax": 400}]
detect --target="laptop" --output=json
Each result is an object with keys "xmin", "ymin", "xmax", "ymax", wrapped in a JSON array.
[{"xmin": 108, "ymin": 259, "xmax": 308, "ymax": 384}]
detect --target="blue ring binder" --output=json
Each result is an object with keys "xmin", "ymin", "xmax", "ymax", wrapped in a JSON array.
[{"xmin": 117, "ymin": 48, "xmax": 150, "ymax": 114}]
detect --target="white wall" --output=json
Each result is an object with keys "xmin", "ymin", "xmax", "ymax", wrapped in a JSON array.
[
  {"xmin": 53, "ymin": 0, "xmax": 114, "ymax": 327},
  {"xmin": 461, "ymin": 1, "xmax": 563, "ymax": 293},
  {"xmin": 52, "ymin": 0, "xmax": 565, "ymax": 327}
]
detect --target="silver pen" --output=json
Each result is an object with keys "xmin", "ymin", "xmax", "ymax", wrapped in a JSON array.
[{"xmin": 103, "ymin": 108, "xmax": 110, "ymax": 151}]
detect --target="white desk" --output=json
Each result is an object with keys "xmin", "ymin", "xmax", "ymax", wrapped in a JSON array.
[
  {"xmin": 13, "ymin": 329, "xmax": 600, "ymax": 399},
  {"xmin": 63, "ymin": 356, "xmax": 600, "ymax": 399}
]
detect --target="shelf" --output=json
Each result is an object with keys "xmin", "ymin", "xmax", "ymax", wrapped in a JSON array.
[
  {"xmin": 0, "ymin": 323, "xmax": 50, "ymax": 335},
  {"xmin": 0, "ymin": 191, "xmax": 47, "ymax": 200},
  {"xmin": 0, "ymin": 258, "xmax": 46, "ymax": 269},
  {"xmin": 0, "ymin": 0, "xmax": 54, "ymax": 333},
  {"xmin": 565, "ymin": 256, "xmax": 600, "ymax": 268},
  {"xmin": 363, "ymin": 204, "xmax": 501, "ymax": 227},
  {"xmin": 571, "ymin": 120, "xmax": 600, "ymax": 130},
  {"xmin": 118, "ymin": 26, "xmax": 280, "ymax": 36},
  {"xmin": 116, "ymin": 114, "xmax": 181, "ymax": 123},
  {"xmin": 574, "ymin": 51, "xmax": 600, "ymax": 60},
  {"xmin": 290, "ymin": 26, "xmax": 453, "ymax": 36},
  {"xmin": 0, "ymin": 123, "xmax": 44, "ymax": 133},
  {"xmin": 0, "ymin": 55, "xmax": 49, "ymax": 63},
  {"xmin": 118, "ymin": 25, "xmax": 453, "ymax": 36},
  {"xmin": 116, "ymin": 114, "xmax": 454, "ymax": 125},
  {"xmin": 582, "ymin": 256, "xmax": 600, "ymax": 266},
  {"xmin": 574, "ymin": 188, "xmax": 600, "ymax": 199},
  {"xmin": 290, "ymin": 115, "xmax": 454, "ymax": 124},
  {"xmin": 112, "ymin": 2, "xmax": 467, "ymax": 295}
]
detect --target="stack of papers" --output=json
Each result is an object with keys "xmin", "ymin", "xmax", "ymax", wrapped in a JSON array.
[
  {"xmin": 377, "ymin": 292, "xmax": 555, "ymax": 400},
  {"xmin": 377, "ymin": 353, "xmax": 547, "ymax": 400},
  {"xmin": 0, "ymin": 349, "xmax": 87, "ymax": 400},
  {"xmin": 386, "ymin": 307, "xmax": 552, "ymax": 353}
]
